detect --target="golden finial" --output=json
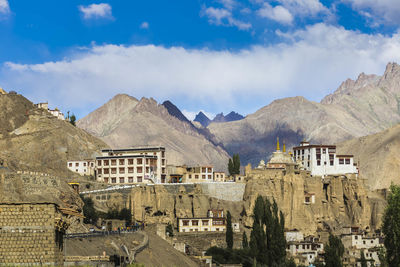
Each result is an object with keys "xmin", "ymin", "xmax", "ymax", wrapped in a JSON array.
[
  {"xmin": 283, "ymin": 142, "xmax": 286, "ymax": 153},
  {"xmin": 276, "ymin": 137, "xmax": 280, "ymax": 151}
]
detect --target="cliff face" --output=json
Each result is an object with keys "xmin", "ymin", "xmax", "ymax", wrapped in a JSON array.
[
  {"xmin": 88, "ymin": 170, "xmax": 385, "ymax": 235},
  {"xmin": 77, "ymin": 94, "xmax": 230, "ymax": 171}
]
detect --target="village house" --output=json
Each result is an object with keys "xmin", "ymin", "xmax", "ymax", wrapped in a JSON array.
[
  {"xmin": 95, "ymin": 147, "xmax": 167, "ymax": 184},
  {"xmin": 35, "ymin": 102, "xmax": 66, "ymax": 120},
  {"xmin": 177, "ymin": 209, "xmax": 226, "ymax": 233},
  {"xmin": 285, "ymin": 232, "xmax": 324, "ymax": 266},
  {"xmin": 213, "ymin": 171, "xmax": 226, "ymax": 182},
  {"xmin": 67, "ymin": 159, "xmax": 95, "ymax": 176},
  {"xmin": 292, "ymin": 141, "xmax": 358, "ymax": 177},
  {"xmin": 184, "ymin": 165, "xmax": 214, "ymax": 183}
]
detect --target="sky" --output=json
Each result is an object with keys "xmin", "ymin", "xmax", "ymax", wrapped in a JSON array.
[{"xmin": 1, "ymin": 0, "xmax": 400, "ymax": 120}]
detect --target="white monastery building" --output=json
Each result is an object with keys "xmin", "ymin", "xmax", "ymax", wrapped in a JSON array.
[
  {"xmin": 177, "ymin": 209, "xmax": 226, "ymax": 233},
  {"xmin": 95, "ymin": 147, "xmax": 167, "ymax": 184},
  {"xmin": 67, "ymin": 160, "xmax": 95, "ymax": 176},
  {"xmin": 35, "ymin": 102, "xmax": 65, "ymax": 120},
  {"xmin": 293, "ymin": 141, "xmax": 358, "ymax": 177}
]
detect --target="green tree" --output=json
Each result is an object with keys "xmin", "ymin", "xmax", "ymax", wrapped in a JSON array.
[
  {"xmin": 233, "ymin": 154, "xmax": 241, "ymax": 175},
  {"xmin": 226, "ymin": 211, "xmax": 234, "ymax": 249},
  {"xmin": 242, "ymin": 232, "xmax": 249, "ymax": 249},
  {"xmin": 119, "ymin": 208, "xmax": 132, "ymax": 225},
  {"xmin": 82, "ymin": 197, "xmax": 98, "ymax": 225},
  {"xmin": 69, "ymin": 114, "xmax": 76, "ymax": 126},
  {"xmin": 166, "ymin": 223, "xmax": 174, "ymax": 237},
  {"xmin": 382, "ymin": 184, "xmax": 400, "ymax": 267},
  {"xmin": 228, "ymin": 158, "xmax": 234, "ymax": 176},
  {"xmin": 324, "ymin": 233, "xmax": 344, "ymax": 267},
  {"xmin": 360, "ymin": 250, "xmax": 368, "ymax": 267}
]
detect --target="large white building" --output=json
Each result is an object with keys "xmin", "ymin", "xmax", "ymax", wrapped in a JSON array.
[
  {"xmin": 177, "ymin": 209, "xmax": 226, "ymax": 233},
  {"xmin": 95, "ymin": 147, "xmax": 167, "ymax": 184},
  {"xmin": 293, "ymin": 141, "xmax": 358, "ymax": 177}
]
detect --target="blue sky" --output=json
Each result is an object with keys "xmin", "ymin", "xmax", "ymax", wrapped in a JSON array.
[{"xmin": 1, "ymin": 0, "xmax": 400, "ymax": 120}]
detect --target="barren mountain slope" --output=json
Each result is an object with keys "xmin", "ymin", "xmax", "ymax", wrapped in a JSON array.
[
  {"xmin": 77, "ymin": 94, "xmax": 230, "ymax": 171},
  {"xmin": 209, "ymin": 62, "xmax": 400, "ymax": 167},
  {"xmin": 337, "ymin": 123, "xmax": 400, "ymax": 190},
  {"xmin": 0, "ymin": 93, "xmax": 107, "ymax": 176}
]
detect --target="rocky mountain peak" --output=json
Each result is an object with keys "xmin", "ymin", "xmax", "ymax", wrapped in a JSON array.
[{"xmin": 194, "ymin": 111, "xmax": 211, "ymax": 127}]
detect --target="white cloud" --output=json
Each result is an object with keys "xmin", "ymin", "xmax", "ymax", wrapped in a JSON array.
[
  {"xmin": 2, "ymin": 24, "xmax": 400, "ymax": 116},
  {"xmin": 202, "ymin": 6, "xmax": 251, "ymax": 30},
  {"xmin": 258, "ymin": 4, "xmax": 293, "ymax": 25},
  {"xmin": 344, "ymin": 0, "xmax": 400, "ymax": 25},
  {"xmin": 0, "ymin": 0, "xmax": 10, "ymax": 14},
  {"xmin": 140, "ymin": 21, "xmax": 149, "ymax": 29},
  {"xmin": 218, "ymin": 0, "xmax": 236, "ymax": 10},
  {"xmin": 79, "ymin": 3, "xmax": 112, "ymax": 20},
  {"xmin": 280, "ymin": 0, "xmax": 329, "ymax": 16}
]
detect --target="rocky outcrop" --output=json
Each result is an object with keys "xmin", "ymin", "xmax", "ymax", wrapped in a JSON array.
[
  {"xmin": 77, "ymin": 94, "xmax": 230, "ymax": 171},
  {"xmin": 0, "ymin": 93, "xmax": 106, "ymax": 176},
  {"xmin": 88, "ymin": 170, "xmax": 386, "ymax": 236}
]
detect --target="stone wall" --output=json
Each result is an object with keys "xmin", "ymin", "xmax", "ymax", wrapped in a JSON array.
[
  {"xmin": 200, "ymin": 183, "xmax": 245, "ymax": 202},
  {"xmin": 0, "ymin": 203, "xmax": 64, "ymax": 265}
]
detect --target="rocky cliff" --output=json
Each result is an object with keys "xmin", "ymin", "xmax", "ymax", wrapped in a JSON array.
[
  {"xmin": 87, "ymin": 169, "xmax": 386, "ymax": 236},
  {"xmin": 208, "ymin": 62, "xmax": 400, "ymax": 175},
  {"xmin": 77, "ymin": 94, "xmax": 230, "ymax": 171}
]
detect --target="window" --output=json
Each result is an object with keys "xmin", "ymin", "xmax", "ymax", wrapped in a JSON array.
[
  {"xmin": 104, "ymin": 178, "xmax": 109, "ymax": 183},
  {"xmin": 128, "ymin": 177, "xmax": 133, "ymax": 183},
  {"xmin": 103, "ymin": 168, "xmax": 109, "ymax": 174},
  {"xmin": 111, "ymin": 159, "xmax": 117, "ymax": 166},
  {"xmin": 308, "ymin": 155, "xmax": 310, "ymax": 160},
  {"xmin": 137, "ymin": 167, "xmax": 143, "ymax": 173},
  {"xmin": 195, "ymin": 175, "xmax": 199, "ymax": 179},
  {"xmin": 98, "ymin": 169, "xmax": 102, "ymax": 174},
  {"xmin": 339, "ymin": 159, "xmax": 344, "ymax": 165},
  {"xmin": 111, "ymin": 168, "xmax": 117, "ymax": 174},
  {"xmin": 137, "ymin": 176, "xmax": 143, "ymax": 182},
  {"xmin": 345, "ymin": 158, "xmax": 350, "ymax": 164},
  {"xmin": 330, "ymin": 160, "xmax": 334, "ymax": 166},
  {"xmin": 128, "ymin": 167, "xmax": 134, "ymax": 173},
  {"xmin": 188, "ymin": 174, "xmax": 192, "ymax": 179},
  {"xmin": 208, "ymin": 167, "xmax": 212, "ymax": 172},
  {"xmin": 128, "ymin": 159, "xmax": 134, "ymax": 165},
  {"xmin": 305, "ymin": 197, "xmax": 310, "ymax": 203},
  {"xmin": 323, "ymin": 148, "xmax": 326, "ymax": 153},
  {"xmin": 202, "ymin": 175, "xmax": 206, "ymax": 179},
  {"xmin": 355, "ymin": 236, "xmax": 358, "ymax": 240},
  {"xmin": 104, "ymin": 160, "xmax": 109, "ymax": 166},
  {"xmin": 120, "ymin": 177, "xmax": 125, "ymax": 183},
  {"xmin": 216, "ymin": 228, "xmax": 219, "ymax": 231},
  {"xmin": 146, "ymin": 167, "xmax": 150, "ymax": 173},
  {"xmin": 137, "ymin": 158, "xmax": 143, "ymax": 164},
  {"xmin": 317, "ymin": 160, "xmax": 321, "ymax": 166},
  {"xmin": 119, "ymin": 168, "xmax": 125, "ymax": 174},
  {"xmin": 75, "ymin": 169, "xmax": 78, "ymax": 172},
  {"xmin": 162, "ymin": 168, "xmax": 165, "ymax": 174},
  {"xmin": 216, "ymin": 174, "xmax": 219, "ymax": 178},
  {"xmin": 202, "ymin": 167, "xmax": 206, "ymax": 173},
  {"xmin": 208, "ymin": 175, "xmax": 212, "ymax": 179},
  {"xmin": 316, "ymin": 154, "xmax": 321, "ymax": 160},
  {"xmin": 182, "ymin": 220, "xmax": 189, "ymax": 226},
  {"xmin": 162, "ymin": 151, "xmax": 165, "ymax": 158},
  {"xmin": 202, "ymin": 220, "xmax": 209, "ymax": 226},
  {"xmin": 192, "ymin": 220, "xmax": 198, "ymax": 226},
  {"xmin": 204, "ymin": 228, "xmax": 208, "ymax": 231},
  {"xmin": 329, "ymin": 154, "xmax": 334, "ymax": 160},
  {"xmin": 146, "ymin": 159, "xmax": 149, "ymax": 165},
  {"xmin": 97, "ymin": 160, "xmax": 102, "ymax": 166},
  {"xmin": 316, "ymin": 148, "xmax": 321, "ymax": 153},
  {"xmin": 119, "ymin": 159, "xmax": 125, "ymax": 165},
  {"xmin": 162, "ymin": 159, "xmax": 165, "ymax": 165},
  {"xmin": 111, "ymin": 178, "xmax": 116, "ymax": 183},
  {"xmin": 84, "ymin": 163, "xmax": 86, "ymax": 167},
  {"xmin": 75, "ymin": 163, "xmax": 79, "ymax": 167},
  {"xmin": 307, "ymin": 162, "xmax": 310, "ymax": 167},
  {"xmin": 69, "ymin": 163, "xmax": 72, "ymax": 167},
  {"xmin": 91, "ymin": 163, "xmax": 94, "ymax": 167}
]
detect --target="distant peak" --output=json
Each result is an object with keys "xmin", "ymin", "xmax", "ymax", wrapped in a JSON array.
[
  {"xmin": 112, "ymin": 94, "xmax": 138, "ymax": 102},
  {"xmin": 194, "ymin": 111, "xmax": 211, "ymax": 127},
  {"xmin": 383, "ymin": 62, "xmax": 400, "ymax": 78}
]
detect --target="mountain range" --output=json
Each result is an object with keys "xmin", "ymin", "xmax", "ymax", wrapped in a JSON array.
[
  {"xmin": 75, "ymin": 62, "xmax": 400, "ymax": 189},
  {"xmin": 77, "ymin": 94, "xmax": 229, "ymax": 171},
  {"xmin": 194, "ymin": 111, "xmax": 244, "ymax": 127}
]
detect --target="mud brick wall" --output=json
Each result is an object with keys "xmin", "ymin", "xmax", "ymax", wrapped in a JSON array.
[{"xmin": 0, "ymin": 203, "xmax": 64, "ymax": 265}]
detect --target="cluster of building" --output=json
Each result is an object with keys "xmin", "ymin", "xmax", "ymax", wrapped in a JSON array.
[
  {"xmin": 67, "ymin": 146, "xmax": 230, "ymax": 185},
  {"xmin": 285, "ymin": 227, "xmax": 383, "ymax": 267},
  {"xmin": 257, "ymin": 138, "xmax": 359, "ymax": 178},
  {"xmin": 35, "ymin": 102, "xmax": 66, "ymax": 120}
]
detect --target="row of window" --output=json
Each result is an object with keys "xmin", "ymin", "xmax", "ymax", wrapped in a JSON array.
[
  {"xmin": 97, "ymin": 158, "xmax": 165, "ymax": 166},
  {"xmin": 182, "ymin": 219, "xmax": 210, "ymax": 226},
  {"xmin": 104, "ymin": 177, "xmax": 144, "ymax": 183},
  {"xmin": 68, "ymin": 162, "xmax": 94, "ymax": 168},
  {"xmin": 181, "ymin": 228, "xmax": 223, "ymax": 232},
  {"xmin": 98, "ymin": 166, "xmax": 162, "ymax": 174},
  {"xmin": 188, "ymin": 174, "xmax": 213, "ymax": 179}
]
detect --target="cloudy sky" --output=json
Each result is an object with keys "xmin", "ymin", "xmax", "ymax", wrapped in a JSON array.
[{"xmin": 1, "ymin": 0, "xmax": 400, "ymax": 120}]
